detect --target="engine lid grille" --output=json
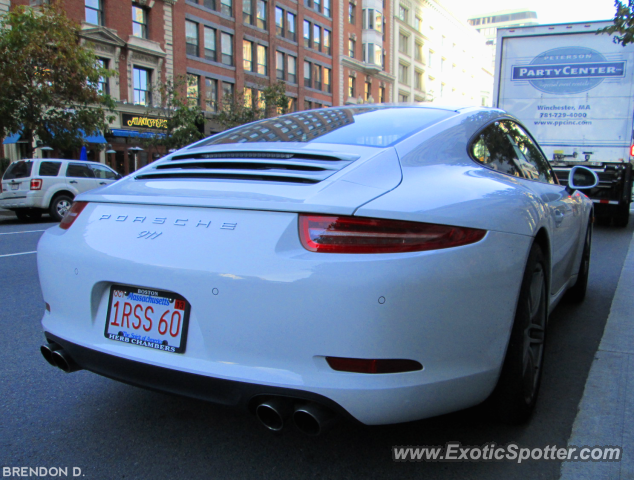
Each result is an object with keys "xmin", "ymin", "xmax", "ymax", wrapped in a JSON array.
[{"xmin": 135, "ymin": 150, "xmax": 359, "ymax": 184}]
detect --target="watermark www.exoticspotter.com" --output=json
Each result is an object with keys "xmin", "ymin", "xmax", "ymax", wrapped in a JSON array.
[{"xmin": 392, "ymin": 442, "xmax": 622, "ymax": 464}]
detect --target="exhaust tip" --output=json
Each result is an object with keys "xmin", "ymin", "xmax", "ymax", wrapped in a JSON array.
[
  {"xmin": 50, "ymin": 349, "xmax": 81, "ymax": 373},
  {"xmin": 255, "ymin": 398, "xmax": 293, "ymax": 432},
  {"xmin": 40, "ymin": 343, "xmax": 61, "ymax": 367},
  {"xmin": 293, "ymin": 404, "xmax": 336, "ymax": 436}
]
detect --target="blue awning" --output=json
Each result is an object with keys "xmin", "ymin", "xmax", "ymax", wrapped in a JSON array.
[
  {"xmin": 3, "ymin": 132, "xmax": 21, "ymax": 144},
  {"xmin": 81, "ymin": 130, "xmax": 107, "ymax": 143},
  {"xmin": 111, "ymin": 128, "xmax": 166, "ymax": 139}
]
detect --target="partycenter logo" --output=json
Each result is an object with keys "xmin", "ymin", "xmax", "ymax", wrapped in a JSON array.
[{"xmin": 511, "ymin": 47, "xmax": 625, "ymax": 94}]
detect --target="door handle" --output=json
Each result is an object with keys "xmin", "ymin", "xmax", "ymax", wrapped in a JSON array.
[
  {"xmin": 99, "ymin": 182, "xmax": 107, "ymax": 185},
  {"xmin": 69, "ymin": 180, "xmax": 78, "ymax": 184}
]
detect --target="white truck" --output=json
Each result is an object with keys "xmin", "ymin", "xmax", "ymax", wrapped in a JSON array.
[{"xmin": 494, "ymin": 21, "xmax": 634, "ymax": 226}]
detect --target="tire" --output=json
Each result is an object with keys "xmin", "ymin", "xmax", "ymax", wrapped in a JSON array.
[
  {"xmin": 565, "ymin": 221, "xmax": 592, "ymax": 303},
  {"xmin": 15, "ymin": 209, "xmax": 28, "ymax": 221},
  {"xmin": 49, "ymin": 195, "xmax": 73, "ymax": 222},
  {"xmin": 487, "ymin": 244, "xmax": 547, "ymax": 424},
  {"xmin": 613, "ymin": 204, "xmax": 630, "ymax": 228}
]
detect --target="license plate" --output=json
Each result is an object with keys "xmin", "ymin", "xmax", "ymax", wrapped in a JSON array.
[
  {"xmin": 104, "ymin": 284, "xmax": 190, "ymax": 354},
  {"xmin": 10, "ymin": 183, "xmax": 18, "ymax": 190}
]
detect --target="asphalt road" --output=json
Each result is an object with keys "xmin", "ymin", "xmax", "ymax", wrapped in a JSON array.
[{"xmin": 0, "ymin": 210, "xmax": 632, "ymax": 480}]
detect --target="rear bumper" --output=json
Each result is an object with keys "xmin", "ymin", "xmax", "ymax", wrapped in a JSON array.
[
  {"xmin": 44, "ymin": 332, "xmax": 352, "ymax": 419},
  {"xmin": 0, "ymin": 191, "xmax": 44, "ymax": 209}
]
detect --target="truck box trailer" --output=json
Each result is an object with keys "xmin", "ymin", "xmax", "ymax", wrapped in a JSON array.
[{"xmin": 494, "ymin": 21, "xmax": 633, "ymax": 226}]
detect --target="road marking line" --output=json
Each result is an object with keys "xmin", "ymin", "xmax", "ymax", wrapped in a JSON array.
[
  {"xmin": 0, "ymin": 251, "xmax": 37, "ymax": 258},
  {"xmin": 0, "ymin": 230, "xmax": 46, "ymax": 235}
]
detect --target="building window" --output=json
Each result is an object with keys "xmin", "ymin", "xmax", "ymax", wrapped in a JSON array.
[
  {"xmin": 256, "ymin": 0, "xmax": 267, "ymax": 29},
  {"xmin": 221, "ymin": 32, "xmax": 233, "ymax": 65},
  {"xmin": 365, "ymin": 81, "xmax": 370, "ymax": 101},
  {"xmin": 399, "ymin": 32, "xmax": 408, "ymax": 55},
  {"xmin": 428, "ymin": 50, "xmax": 433, "ymax": 68},
  {"xmin": 132, "ymin": 6, "xmax": 147, "ymax": 38},
  {"xmin": 133, "ymin": 67, "xmax": 151, "ymax": 105},
  {"xmin": 375, "ymin": 46, "xmax": 382, "ymax": 65},
  {"xmin": 186, "ymin": 21, "xmax": 199, "ymax": 56},
  {"xmin": 286, "ymin": 12, "xmax": 296, "ymax": 41},
  {"xmin": 204, "ymin": 27, "xmax": 216, "ymax": 61},
  {"xmin": 244, "ymin": 87, "xmax": 254, "ymax": 108},
  {"xmin": 376, "ymin": 11, "xmax": 383, "ymax": 32},
  {"xmin": 187, "ymin": 75, "xmax": 200, "ymax": 106},
  {"xmin": 415, "ymin": 15, "xmax": 422, "ymax": 31},
  {"xmin": 303, "ymin": 20, "xmax": 311, "ymax": 48},
  {"xmin": 324, "ymin": 68, "xmax": 330, "ymax": 93},
  {"xmin": 415, "ymin": 41, "xmax": 423, "ymax": 62},
  {"xmin": 304, "ymin": 61, "xmax": 312, "ymax": 88},
  {"xmin": 287, "ymin": 56, "xmax": 297, "ymax": 83},
  {"xmin": 203, "ymin": 0, "xmax": 215, "ymax": 9},
  {"xmin": 441, "ymin": 57, "xmax": 445, "ymax": 72},
  {"xmin": 348, "ymin": 38, "xmax": 355, "ymax": 58},
  {"xmin": 313, "ymin": 63, "xmax": 321, "ymax": 90},
  {"xmin": 276, "ymin": 51, "xmax": 284, "ymax": 80},
  {"xmin": 398, "ymin": 5, "xmax": 408, "ymax": 23},
  {"xmin": 96, "ymin": 58, "xmax": 109, "ymax": 94},
  {"xmin": 275, "ymin": 6, "xmax": 283, "ymax": 36},
  {"xmin": 243, "ymin": 0, "xmax": 252, "ymax": 23},
  {"xmin": 323, "ymin": 29, "xmax": 331, "ymax": 55},
  {"xmin": 85, "ymin": 0, "xmax": 102, "ymax": 25},
  {"xmin": 324, "ymin": 0, "xmax": 331, "ymax": 17},
  {"xmin": 313, "ymin": 25, "xmax": 321, "ymax": 51},
  {"xmin": 287, "ymin": 97, "xmax": 296, "ymax": 112},
  {"xmin": 314, "ymin": 0, "xmax": 321, "ymax": 14},
  {"xmin": 367, "ymin": 9, "xmax": 374, "ymax": 29},
  {"xmin": 398, "ymin": 92, "xmax": 408, "ymax": 102},
  {"xmin": 243, "ymin": 40, "xmax": 253, "ymax": 71},
  {"xmin": 348, "ymin": 2, "xmax": 355, "ymax": 24},
  {"xmin": 222, "ymin": 82, "xmax": 234, "ymax": 105},
  {"xmin": 257, "ymin": 44, "xmax": 267, "ymax": 75},
  {"xmin": 220, "ymin": 0, "xmax": 232, "ymax": 16},
  {"xmin": 348, "ymin": 75, "xmax": 355, "ymax": 97},
  {"xmin": 205, "ymin": 77, "xmax": 217, "ymax": 111},
  {"xmin": 379, "ymin": 86, "xmax": 385, "ymax": 103},
  {"xmin": 415, "ymin": 70, "xmax": 423, "ymax": 90},
  {"xmin": 398, "ymin": 63, "xmax": 408, "ymax": 84}
]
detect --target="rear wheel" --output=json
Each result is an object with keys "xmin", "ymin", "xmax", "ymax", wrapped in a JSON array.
[
  {"xmin": 613, "ymin": 203, "xmax": 630, "ymax": 228},
  {"xmin": 487, "ymin": 244, "xmax": 547, "ymax": 424},
  {"xmin": 49, "ymin": 195, "xmax": 73, "ymax": 222},
  {"xmin": 565, "ymin": 221, "xmax": 592, "ymax": 303}
]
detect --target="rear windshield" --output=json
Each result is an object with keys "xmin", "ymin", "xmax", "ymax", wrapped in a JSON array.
[
  {"xmin": 3, "ymin": 161, "xmax": 33, "ymax": 180},
  {"xmin": 196, "ymin": 107, "xmax": 456, "ymax": 148},
  {"xmin": 39, "ymin": 161, "xmax": 61, "ymax": 177}
]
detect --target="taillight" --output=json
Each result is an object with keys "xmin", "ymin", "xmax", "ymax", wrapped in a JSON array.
[
  {"xmin": 299, "ymin": 214, "xmax": 486, "ymax": 253},
  {"xmin": 59, "ymin": 201, "xmax": 88, "ymax": 230},
  {"xmin": 30, "ymin": 178, "xmax": 42, "ymax": 190},
  {"xmin": 326, "ymin": 357, "xmax": 423, "ymax": 374},
  {"xmin": 630, "ymin": 145, "xmax": 634, "ymax": 157}
]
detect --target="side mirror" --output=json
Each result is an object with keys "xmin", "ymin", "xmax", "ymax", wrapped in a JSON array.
[
  {"xmin": 567, "ymin": 166, "xmax": 598, "ymax": 193},
  {"xmin": 115, "ymin": 173, "xmax": 123, "ymax": 180}
]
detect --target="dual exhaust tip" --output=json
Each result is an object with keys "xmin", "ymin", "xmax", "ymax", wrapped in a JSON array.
[
  {"xmin": 255, "ymin": 397, "xmax": 337, "ymax": 436},
  {"xmin": 40, "ymin": 343, "xmax": 82, "ymax": 373}
]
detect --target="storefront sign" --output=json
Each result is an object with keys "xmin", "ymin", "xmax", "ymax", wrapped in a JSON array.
[{"xmin": 122, "ymin": 114, "xmax": 168, "ymax": 130}]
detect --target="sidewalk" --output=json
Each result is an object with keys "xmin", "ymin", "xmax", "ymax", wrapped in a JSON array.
[{"xmin": 560, "ymin": 230, "xmax": 634, "ymax": 479}]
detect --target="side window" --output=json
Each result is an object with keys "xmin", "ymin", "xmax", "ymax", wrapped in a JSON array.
[
  {"xmin": 506, "ymin": 122, "xmax": 556, "ymax": 184},
  {"xmin": 470, "ymin": 122, "xmax": 522, "ymax": 177},
  {"xmin": 39, "ymin": 162, "xmax": 62, "ymax": 177},
  {"xmin": 91, "ymin": 164, "xmax": 117, "ymax": 180},
  {"xmin": 66, "ymin": 164, "xmax": 95, "ymax": 178}
]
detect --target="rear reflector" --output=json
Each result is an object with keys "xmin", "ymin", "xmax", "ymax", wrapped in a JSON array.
[
  {"xmin": 30, "ymin": 179, "xmax": 42, "ymax": 190},
  {"xmin": 299, "ymin": 214, "xmax": 486, "ymax": 253},
  {"xmin": 326, "ymin": 357, "xmax": 423, "ymax": 374},
  {"xmin": 59, "ymin": 201, "xmax": 87, "ymax": 230}
]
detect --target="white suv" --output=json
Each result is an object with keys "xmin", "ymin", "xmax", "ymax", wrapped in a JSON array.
[{"xmin": 0, "ymin": 159, "xmax": 121, "ymax": 221}]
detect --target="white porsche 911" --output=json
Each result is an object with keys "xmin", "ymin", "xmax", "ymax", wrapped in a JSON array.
[{"xmin": 38, "ymin": 105, "xmax": 597, "ymax": 435}]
